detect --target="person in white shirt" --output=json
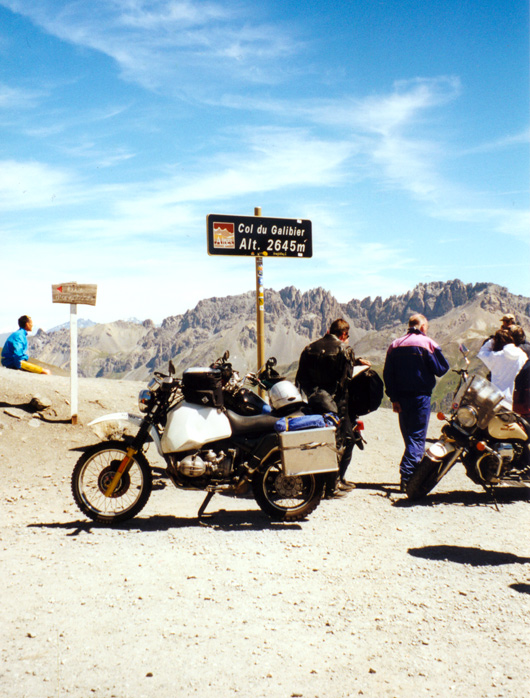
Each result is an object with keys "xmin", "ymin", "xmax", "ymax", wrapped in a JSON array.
[{"xmin": 477, "ymin": 328, "xmax": 527, "ymax": 407}]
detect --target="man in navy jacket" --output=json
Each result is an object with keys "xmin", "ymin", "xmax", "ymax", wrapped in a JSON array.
[{"xmin": 383, "ymin": 314, "xmax": 449, "ymax": 490}]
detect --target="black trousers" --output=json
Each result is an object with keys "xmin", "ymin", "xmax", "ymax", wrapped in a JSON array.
[{"xmin": 337, "ymin": 411, "xmax": 355, "ymax": 480}]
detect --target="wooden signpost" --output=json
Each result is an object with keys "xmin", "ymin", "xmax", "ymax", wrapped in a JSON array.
[
  {"xmin": 51, "ymin": 283, "xmax": 97, "ymax": 424},
  {"xmin": 207, "ymin": 210, "xmax": 312, "ymax": 392}
]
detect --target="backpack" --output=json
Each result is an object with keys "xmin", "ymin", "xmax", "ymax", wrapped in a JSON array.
[{"xmin": 348, "ymin": 368, "xmax": 384, "ymax": 416}]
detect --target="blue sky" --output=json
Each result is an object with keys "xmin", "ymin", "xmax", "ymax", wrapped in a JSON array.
[{"xmin": 0, "ymin": 0, "xmax": 528, "ymax": 333}]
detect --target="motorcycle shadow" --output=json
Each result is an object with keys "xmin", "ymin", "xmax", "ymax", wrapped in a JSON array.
[
  {"xmin": 393, "ymin": 485, "xmax": 530, "ymax": 508},
  {"xmin": 28, "ymin": 510, "xmax": 303, "ymax": 535}
]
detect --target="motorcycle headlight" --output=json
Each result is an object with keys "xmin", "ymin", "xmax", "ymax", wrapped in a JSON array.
[
  {"xmin": 138, "ymin": 389, "xmax": 153, "ymax": 413},
  {"xmin": 456, "ymin": 405, "xmax": 478, "ymax": 428}
]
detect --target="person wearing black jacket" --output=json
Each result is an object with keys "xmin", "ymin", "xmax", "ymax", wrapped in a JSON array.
[{"xmin": 295, "ymin": 318, "xmax": 370, "ymax": 494}]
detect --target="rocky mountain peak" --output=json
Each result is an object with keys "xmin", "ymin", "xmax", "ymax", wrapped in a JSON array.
[{"xmin": 26, "ymin": 280, "xmax": 530, "ymax": 381}]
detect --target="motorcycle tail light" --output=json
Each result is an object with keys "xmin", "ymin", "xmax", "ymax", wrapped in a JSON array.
[{"xmin": 355, "ymin": 420, "xmax": 364, "ymax": 431}]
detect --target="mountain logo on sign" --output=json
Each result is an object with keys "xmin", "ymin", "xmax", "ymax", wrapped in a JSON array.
[{"xmin": 213, "ymin": 222, "xmax": 235, "ymax": 248}]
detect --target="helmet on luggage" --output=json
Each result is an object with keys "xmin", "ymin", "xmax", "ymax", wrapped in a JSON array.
[{"xmin": 269, "ymin": 380, "xmax": 303, "ymax": 411}]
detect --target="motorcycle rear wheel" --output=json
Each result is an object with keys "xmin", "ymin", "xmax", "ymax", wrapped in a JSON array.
[
  {"xmin": 405, "ymin": 455, "xmax": 447, "ymax": 501},
  {"xmin": 252, "ymin": 456, "xmax": 324, "ymax": 521},
  {"xmin": 72, "ymin": 441, "xmax": 152, "ymax": 524}
]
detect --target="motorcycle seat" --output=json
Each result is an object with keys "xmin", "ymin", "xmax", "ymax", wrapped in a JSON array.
[{"xmin": 226, "ymin": 409, "xmax": 279, "ymax": 436}]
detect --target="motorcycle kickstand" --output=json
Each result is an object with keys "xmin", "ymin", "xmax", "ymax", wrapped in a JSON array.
[
  {"xmin": 485, "ymin": 485, "xmax": 500, "ymax": 512},
  {"xmin": 198, "ymin": 490, "xmax": 216, "ymax": 519}
]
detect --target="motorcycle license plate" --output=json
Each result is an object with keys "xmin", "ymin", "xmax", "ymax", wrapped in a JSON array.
[{"xmin": 279, "ymin": 427, "xmax": 338, "ymax": 476}]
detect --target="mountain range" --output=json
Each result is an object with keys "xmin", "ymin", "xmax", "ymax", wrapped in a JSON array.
[{"xmin": 24, "ymin": 279, "xmax": 530, "ymax": 411}]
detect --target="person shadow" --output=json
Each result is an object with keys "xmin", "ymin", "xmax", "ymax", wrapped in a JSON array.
[
  {"xmin": 408, "ymin": 544, "xmax": 530, "ymax": 595},
  {"xmin": 408, "ymin": 544, "xmax": 530, "ymax": 566}
]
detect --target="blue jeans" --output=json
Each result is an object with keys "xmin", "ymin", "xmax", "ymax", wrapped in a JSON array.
[{"xmin": 397, "ymin": 394, "xmax": 432, "ymax": 481}]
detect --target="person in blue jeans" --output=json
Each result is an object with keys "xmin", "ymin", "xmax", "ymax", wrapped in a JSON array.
[{"xmin": 383, "ymin": 314, "xmax": 449, "ymax": 491}]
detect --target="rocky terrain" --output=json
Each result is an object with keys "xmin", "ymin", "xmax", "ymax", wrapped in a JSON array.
[
  {"xmin": 1, "ymin": 367, "xmax": 529, "ymax": 698},
  {"xmin": 24, "ymin": 280, "xmax": 530, "ymax": 384}
]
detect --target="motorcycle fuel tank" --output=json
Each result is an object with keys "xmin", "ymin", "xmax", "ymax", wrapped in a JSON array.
[
  {"xmin": 488, "ymin": 415, "xmax": 527, "ymax": 442},
  {"xmin": 161, "ymin": 401, "xmax": 232, "ymax": 453}
]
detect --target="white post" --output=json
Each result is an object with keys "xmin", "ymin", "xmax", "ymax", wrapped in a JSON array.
[{"xmin": 70, "ymin": 303, "xmax": 78, "ymax": 424}]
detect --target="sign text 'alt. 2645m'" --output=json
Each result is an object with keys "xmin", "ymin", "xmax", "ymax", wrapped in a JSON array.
[{"xmin": 207, "ymin": 214, "xmax": 312, "ymax": 258}]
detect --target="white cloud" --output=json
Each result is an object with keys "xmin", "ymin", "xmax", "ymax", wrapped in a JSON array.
[
  {"xmin": 461, "ymin": 127, "xmax": 530, "ymax": 155},
  {"xmin": 0, "ymin": 160, "xmax": 74, "ymax": 210},
  {"xmin": 2, "ymin": 0, "xmax": 300, "ymax": 92},
  {"xmin": 0, "ymin": 82, "xmax": 42, "ymax": 109}
]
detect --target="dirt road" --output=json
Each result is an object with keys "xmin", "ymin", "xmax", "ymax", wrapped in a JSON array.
[{"xmin": 1, "ymin": 368, "xmax": 529, "ymax": 697}]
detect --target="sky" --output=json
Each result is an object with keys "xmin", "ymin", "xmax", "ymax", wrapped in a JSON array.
[{"xmin": 0, "ymin": 0, "xmax": 528, "ymax": 333}]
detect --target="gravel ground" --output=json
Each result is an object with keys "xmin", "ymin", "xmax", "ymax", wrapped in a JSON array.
[{"xmin": 1, "ymin": 367, "xmax": 529, "ymax": 698}]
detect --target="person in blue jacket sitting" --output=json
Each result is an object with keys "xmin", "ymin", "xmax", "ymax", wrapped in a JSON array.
[{"xmin": 1, "ymin": 315, "xmax": 50, "ymax": 375}]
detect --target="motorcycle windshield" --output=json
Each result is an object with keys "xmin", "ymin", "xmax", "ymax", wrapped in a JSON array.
[{"xmin": 457, "ymin": 375, "xmax": 505, "ymax": 429}]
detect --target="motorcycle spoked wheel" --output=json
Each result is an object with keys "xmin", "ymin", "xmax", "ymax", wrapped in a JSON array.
[
  {"xmin": 71, "ymin": 440, "xmax": 153, "ymax": 524},
  {"xmin": 405, "ymin": 455, "xmax": 450, "ymax": 501},
  {"xmin": 252, "ymin": 456, "xmax": 324, "ymax": 521}
]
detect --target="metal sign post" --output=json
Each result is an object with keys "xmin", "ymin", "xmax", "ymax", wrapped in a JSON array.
[
  {"xmin": 254, "ymin": 207, "xmax": 265, "ymax": 395},
  {"xmin": 207, "ymin": 212, "xmax": 312, "ymax": 385},
  {"xmin": 52, "ymin": 282, "xmax": 97, "ymax": 424}
]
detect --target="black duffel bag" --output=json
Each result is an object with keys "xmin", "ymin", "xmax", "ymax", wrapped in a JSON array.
[{"xmin": 348, "ymin": 368, "xmax": 384, "ymax": 417}]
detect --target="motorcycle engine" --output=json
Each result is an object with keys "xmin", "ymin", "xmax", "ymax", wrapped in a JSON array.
[
  {"xmin": 476, "ymin": 442, "xmax": 514, "ymax": 483},
  {"xmin": 172, "ymin": 450, "xmax": 233, "ymax": 478}
]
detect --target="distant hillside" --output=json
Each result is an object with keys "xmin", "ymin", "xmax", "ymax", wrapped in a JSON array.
[{"xmin": 27, "ymin": 280, "xmax": 530, "ymax": 389}]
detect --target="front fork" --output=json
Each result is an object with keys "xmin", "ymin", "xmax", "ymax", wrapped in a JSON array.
[
  {"xmin": 104, "ymin": 446, "xmax": 139, "ymax": 497},
  {"xmin": 104, "ymin": 422, "xmax": 151, "ymax": 497}
]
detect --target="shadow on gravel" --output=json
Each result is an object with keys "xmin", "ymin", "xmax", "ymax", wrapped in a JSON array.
[
  {"xmin": 0, "ymin": 398, "xmax": 42, "ymax": 411},
  {"xmin": 353, "ymin": 482, "xmax": 400, "ymax": 499},
  {"xmin": 509, "ymin": 583, "xmax": 530, "ymax": 595},
  {"xmin": 408, "ymin": 544, "xmax": 530, "ymax": 567},
  {"xmin": 0, "ymin": 399, "xmax": 71, "ymax": 424},
  {"xmin": 393, "ymin": 486, "xmax": 530, "ymax": 508},
  {"xmin": 28, "ymin": 510, "xmax": 302, "ymax": 536}
]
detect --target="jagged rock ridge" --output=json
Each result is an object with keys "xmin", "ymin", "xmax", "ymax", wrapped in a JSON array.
[{"xmin": 27, "ymin": 280, "xmax": 530, "ymax": 381}]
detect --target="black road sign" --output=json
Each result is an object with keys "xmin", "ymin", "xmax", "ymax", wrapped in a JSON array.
[{"xmin": 207, "ymin": 214, "xmax": 312, "ymax": 258}]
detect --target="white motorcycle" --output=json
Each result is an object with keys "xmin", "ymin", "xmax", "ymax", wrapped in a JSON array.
[{"xmin": 71, "ymin": 353, "xmax": 338, "ymax": 524}]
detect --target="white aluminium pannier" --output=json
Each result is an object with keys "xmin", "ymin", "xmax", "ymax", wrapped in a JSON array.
[{"xmin": 279, "ymin": 427, "xmax": 338, "ymax": 477}]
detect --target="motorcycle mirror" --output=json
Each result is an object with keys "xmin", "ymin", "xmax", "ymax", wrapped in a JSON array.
[
  {"xmin": 267, "ymin": 357, "xmax": 277, "ymax": 367},
  {"xmin": 223, "ymin": 350, "xmax": 230, "ymax": 361},
  {"xmin": 459, "ymin": 344, "xmax": 469, "ymax": 356},
  {"xmin": 168, "ymin": 360, "xmax": 176, "ymax": 375}
]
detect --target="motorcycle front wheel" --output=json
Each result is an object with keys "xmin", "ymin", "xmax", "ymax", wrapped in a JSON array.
[
  {"xmin": 252, "ymin": 456, "xmax": 324, "ymax": 521},
  {"xmin": 71, "ymin": 440, "xmax": 153, "ymax": 524},
  {"xmin": 405, "ymin": 455, "xmax": 449, "ymax": 501}
]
